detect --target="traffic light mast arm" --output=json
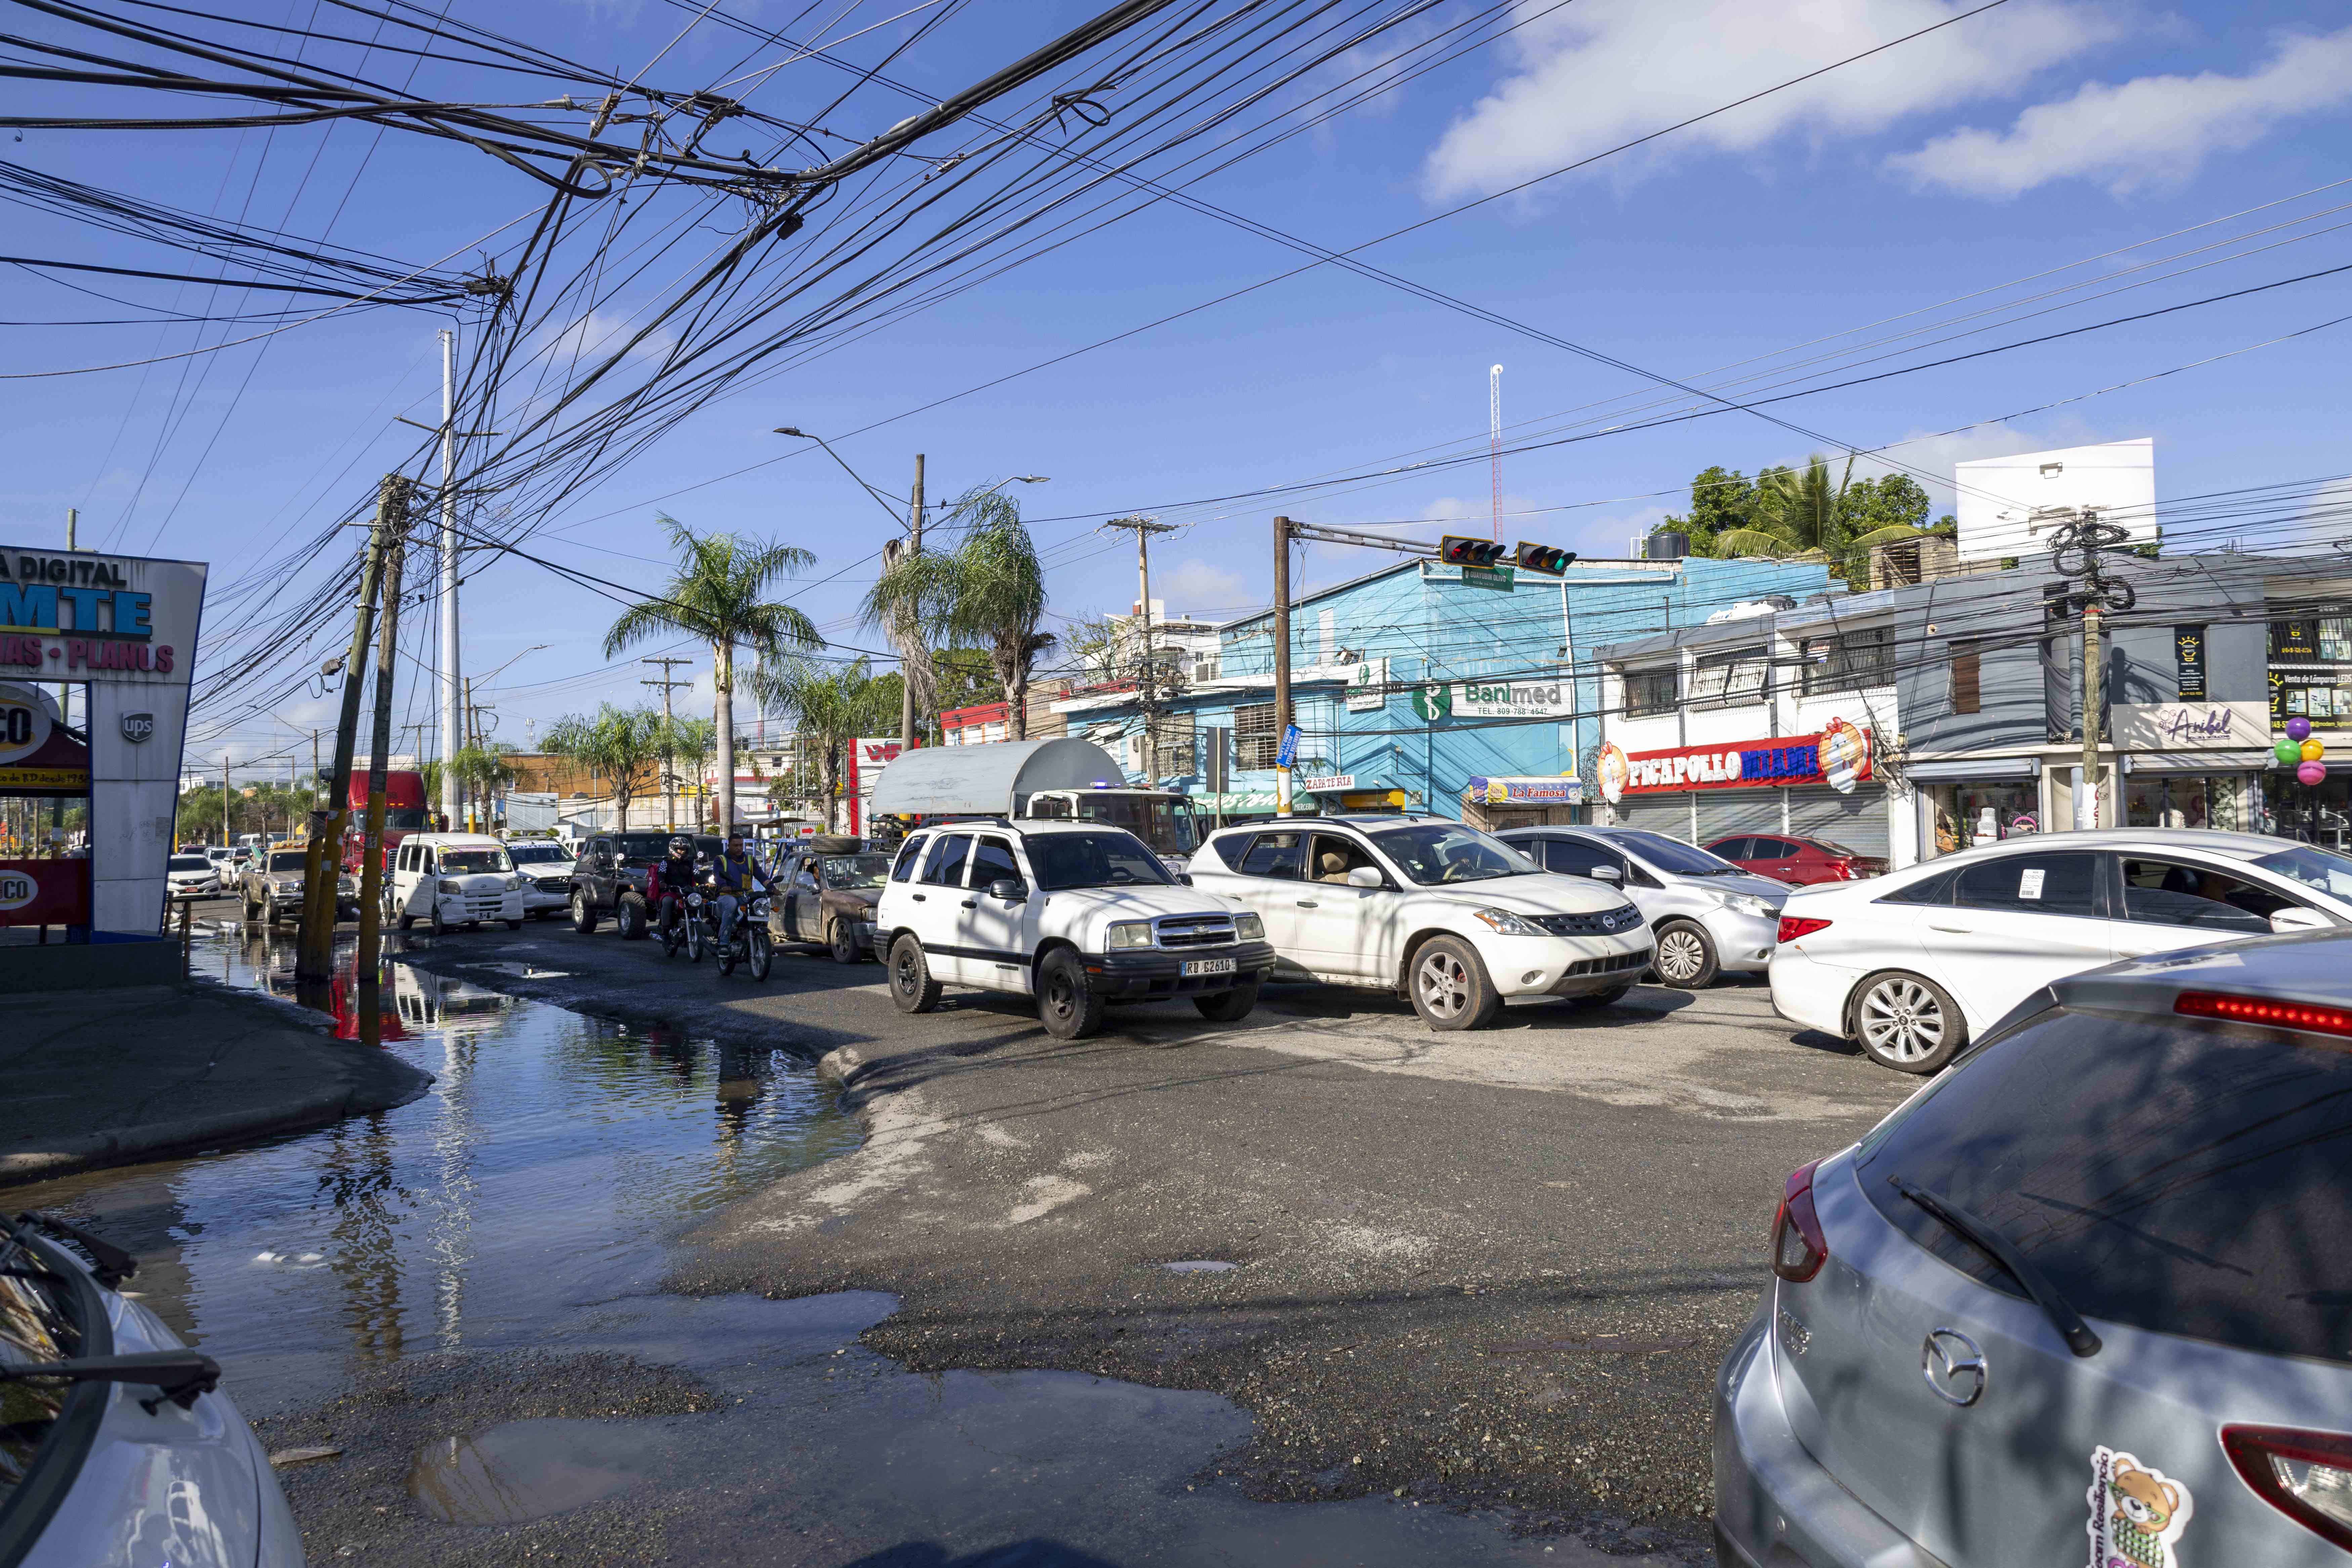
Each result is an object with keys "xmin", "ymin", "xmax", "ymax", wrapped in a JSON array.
[{"xmin": 1285, "ymin": 523, "xmax": 1442, "ymax": 557}]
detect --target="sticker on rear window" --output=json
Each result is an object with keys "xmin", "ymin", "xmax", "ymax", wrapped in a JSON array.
[
  {"xmin": 2088, "ymin": 1447, "xmax": 2192, "ymax": 1568},
  {"xmin": 2020, "ymin": 867, "xmax": 2047, "ymax": 900}
]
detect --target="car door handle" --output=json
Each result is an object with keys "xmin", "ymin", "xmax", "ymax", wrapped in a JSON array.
[
  {"xmin": 911, "ymin": 893, "xmax": 926, "ymax": 902},
  {"xmin": 1296, "ymin": 899, "xmax": 1318, "ymax": 908},
  {"xmin": 1926, "ymin": 920, "xmax": 1973, "ymax": 933},
  {"xmin": 960, "ymin": 899, "xmax": 976, "ymax": 909}
]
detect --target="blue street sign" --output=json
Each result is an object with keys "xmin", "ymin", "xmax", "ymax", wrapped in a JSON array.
[{"xmin": 1276, "ymin": 723, "xmax": 1300, "ymax": 768}]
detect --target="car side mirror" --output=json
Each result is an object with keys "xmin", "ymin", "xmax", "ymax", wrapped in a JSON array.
[
  {"xmin": 2271, "ymin": 906, "xmax": 2330, "ymax": 934},
  {"xmin": 989, "ymin": 878, "xmax": 1028, "ymax": 902},
  {"xmin": 1346, "ymin": 865, "xmax": 1383, "ymax": 888},
  {"xmin": 1178, "ymin": 872, "xmax": 1195, "ymax": 886},
  {"xmin": 1590, "ymin": 864, "xmax": 1623, "ymax": 885}
]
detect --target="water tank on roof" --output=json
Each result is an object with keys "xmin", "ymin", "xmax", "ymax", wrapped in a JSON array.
[{"xmin": 1646, "ymin": 531, "xmax": 1689, "ymax": 560}]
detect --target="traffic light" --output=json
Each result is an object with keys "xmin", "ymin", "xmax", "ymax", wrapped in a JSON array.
[
  {"xmin": 1513, "ymin": 542, "xmax": 1576, "ymax": 576},
  {"xmin": 1439, "ymin": 535, "xmax": 1508, "ymax": 568}
]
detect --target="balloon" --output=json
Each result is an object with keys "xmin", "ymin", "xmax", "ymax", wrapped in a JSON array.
[
  {"xmin": 2278, "ymin": 739, "xmax": 2304, "ymax": 766},
  {"xmin": 2287, "ymin": 716, "xmax": 2313, "ymax": 741},
  {"xmin": 2300, "ymin": 761, "xmax": 2327, "ymax": 787},
  {"xmin": 2304, "ymin": 739, "xmax": 2327, "ymax": 763}
]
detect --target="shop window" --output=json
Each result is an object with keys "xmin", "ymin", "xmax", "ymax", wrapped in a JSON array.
[
  {"xmin": 1234, "ymin": 702, "xmax": 1279, "ymax": 770},
  {"xmin": 1689, "ymin": 647, "xmax": 1769, "ymax": 708},
  {"xmin": 1801, "ymin": 627, "xmax": 1894, "ymax": 695},
  {"xmin": 1623, "ymin": 667, "xmax": 1677, "ymax": 718},
  {"xmin": 2125, "ymin": 774, "xmax": 2241, "ymax": 833},
  {"xmin": 1949, "ymin": 642, "xmax": 1982, "ymax": 715},
  {"xmin": 1928, "ymin": 781, "xmax": 2040, "ymax": 856}
]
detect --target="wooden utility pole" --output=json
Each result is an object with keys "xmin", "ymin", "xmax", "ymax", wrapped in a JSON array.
[
  {"xmin": 902, "ymin": 453, "xmax": 924, "ymax": 751},
  {"xmin": 642, "ymin": 656, "xmax": 694, "ymax": 831},
  {"xmin": 1103, "ymin": 514, "xmax": 1178, "ymax": 782},
  {"xmin": 298, "ymin": 476, "xmax": 398, "ymax": 982},
  {"xmin": 1272, "ymin": 515, "xmax": 1293, "ymax": 817},
  {"xmin": 356, "ymin": 524, "xmax": 406, "ymax": 979}
]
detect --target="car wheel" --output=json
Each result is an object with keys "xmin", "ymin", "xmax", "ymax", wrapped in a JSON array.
[
  {"xmin": 506, "ymin": 918, "xmax": 523, "ymax": 931},
  {"xmin": 1038, "ymin": 948, "xmax": 1107, "ymax": 1040},
  {"xmin": 1193, "ymin": 975, "xmax": 1261, "ymax": 1022},
  {"xmin": 429, "ymin": 903, "xmax": 447, "ymax": 937},
  {"xmin": 829, "ymin": 919, "xmax": 862, "ymax": 965},
  {"xmin": 1566, "ymin": 984, "xmax": 1632, "ymax": 1011},
  {"xmin": 1651, "ymin": 919, "xmax": 1719, "ymax": 989},
  {"xmin": 1409, "ymin": 936, "xmax": 1503, "ymax": 1031},
  {"xmin": 398, "ymin": 913, "xmax": 413, "ymax": 933},
  {"xmin": 1852, "ymin": 971, "xmax": 1966, "ymax": 1074},
  {"xmin": 888, "ymin": 933, "xmax": 942, "ymax": 1014},
  {"xmin": 616, "ymin": 893, "xmax": 648, "ymax": 941},
  {"xmin": 571, "ymin": 890, "xmax": 598, "ymax": 934}
]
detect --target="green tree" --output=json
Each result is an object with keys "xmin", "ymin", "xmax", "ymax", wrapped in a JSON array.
[
  {"xmin": 450, "ymin": 741, "xmax": 519, "ymax": 828},
  {"xmin": 656, "ymin": 714, "xmax": 715, "ymax": 829},
  {"xmin": 543, "ymin": 706, "xmax": 664, "ymax": 830},
  {"xmin": 604, "ymin": 514, "xmax": 822, "ymax": 832},
  {"xmin": 859, "ymin": 487, "xmax": 1054, "ymax": 739},
  {"xmin": 1655, "ymin": 464, "xmax": 1761, "ymax": 557},
  {"xmin": 746, "ymin": 656, "xmax": 887, "ymax": 832}
]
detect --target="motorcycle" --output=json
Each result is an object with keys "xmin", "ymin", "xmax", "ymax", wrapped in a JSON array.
[
  {"xmin": 717, "ymin": 889, "xmax": 773, "ymax": 981},
  {"xmin": 658, "ymin": 891, "xmax": 691, "ymax": 958}
]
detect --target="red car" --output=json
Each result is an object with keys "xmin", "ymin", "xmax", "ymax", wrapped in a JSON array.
[{"xmin": 1702, "ymin": 833, "xmax": 1887, "ymax": 885}]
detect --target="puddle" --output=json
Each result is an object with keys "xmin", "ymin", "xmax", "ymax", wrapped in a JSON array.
[
  {"xmin": 1162, "ymin": 1260, "xmax": 1238, "ymax": 1273},
  {"xmin": 410, "ymin": 1420, "xmax": 663, "ymax": 1523}
]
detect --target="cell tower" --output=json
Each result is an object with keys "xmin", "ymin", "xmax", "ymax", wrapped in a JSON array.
[{"xmin": 1488, "ymin": 363, "xmax": 1504, "ymax": 542}]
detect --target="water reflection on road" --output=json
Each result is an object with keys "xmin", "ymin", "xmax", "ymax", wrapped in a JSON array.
[{"xmin": 10, "ymin": 925, "xmax": 860, "ymax": 1406}]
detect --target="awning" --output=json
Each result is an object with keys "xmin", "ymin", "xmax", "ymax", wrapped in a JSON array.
[
  {"xmin": 1906, "ymin": 757, "xmax": 2041, "ymax": 781},
  {"xmin": 2125, "ymin": 750, "xmax": 2272, "ymax": 774}
]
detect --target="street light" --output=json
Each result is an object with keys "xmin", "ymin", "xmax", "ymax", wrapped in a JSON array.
[{"xmin": 774, "ymin": 427, "xmax": 911, "ymax": 526}]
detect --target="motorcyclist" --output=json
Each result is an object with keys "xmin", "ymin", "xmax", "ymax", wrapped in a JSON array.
[
  {"xmin": 706, "ymin": 829, "xmax": 773, "ymax": 954},
  {"xmin": 646, "ymin": 835, "xmax": 697, "ymax": 942}
]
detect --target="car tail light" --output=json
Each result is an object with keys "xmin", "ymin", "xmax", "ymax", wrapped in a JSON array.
[
  {"xmin": 1777, "ymin": 915, "xmax": 1832, "ymax": 944},
  {"xmin": 1770, "ymin": 1159, "xmax": 1828, "ymax": 1282},
  {"xmin": 1829, "ymin": 861, "xmax": 1853, "ymax": 880},
  {"xmin": 2176, "ymin": 990, "xmax": 2352, "ymax": 1040},
  {"xmin": 2222, "ymin": 1425, "xmax": 2352, "ymax": 1552}
]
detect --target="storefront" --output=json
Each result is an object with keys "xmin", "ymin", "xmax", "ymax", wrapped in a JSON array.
[
  {"xmin": 2265, "ymin": 618, "xmax": 2352, "ymax": 846},
  {"xmin": 1593, "ymin": 723, "xmax": 1890, "ymax": 857},
  {"xmin": 1461, "ymin": 775, "xmax": 1582, "ymax": 831},
  {"xmin": 2115, "ymin": 701, "xmax": 2269, "ymax": 839},
  {"xmin": 1914, "ymin": 758, "xmax": 2045, "ymax": 856}
]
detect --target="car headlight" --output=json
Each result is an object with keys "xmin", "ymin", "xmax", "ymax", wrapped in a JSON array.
[
  {"xmin": 1471, "ymin": 907, "xmax": 1536, "ymax": 935},
  {"xmin": 1106, "ymin": 920, "xmax": 1155, "ymax": 949},
  {"xmin": 507, "ymin": 876, "xmax": 526, "ymax": 891},
  {"xmin": 1233, "ymin": 912, "xmax": 1265, "ymax": 941},
  {"xmin": 1722, "ymin": 892, "xmax": 1777, "ymax": 919}
]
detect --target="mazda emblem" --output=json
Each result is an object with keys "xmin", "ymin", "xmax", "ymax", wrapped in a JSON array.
[{"xmin": 1921, "ymin": 1327, "xmax": 1987, "ymax": 1407}]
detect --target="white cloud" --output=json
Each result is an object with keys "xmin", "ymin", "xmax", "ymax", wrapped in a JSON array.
[
  {"xmin": 1889, "ymin": 27, "xmax": 2352, "ymax": 197},
  {"xmin": 1158, "ymin": 556, "xmax": 1250, "ymax": 610},
  {"xmin": 1422, "ymin": 0, "xmax": 2111, "ymax": 202},
  {"xmin": 543, "ymin": 310, "xmax": 679, "ymax": 370}
]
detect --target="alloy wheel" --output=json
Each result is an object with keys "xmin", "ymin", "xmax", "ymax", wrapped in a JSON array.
[
  {"xmin": 1416, "ymin": 949, "xmax": 1469, "ymax": 1021},
  {"xmin": 1859, "ymin": 978, "xmax": 1946, "ymax": 1064}
]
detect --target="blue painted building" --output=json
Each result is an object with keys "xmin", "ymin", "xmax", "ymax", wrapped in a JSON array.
[{"xmin": 1052, "ymin": 553, "xmax": 1835, "ymax": 824}]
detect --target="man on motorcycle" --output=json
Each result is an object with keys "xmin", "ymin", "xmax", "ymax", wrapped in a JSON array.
[
  {"xmin": 707, "ymin": 829, "xmax": 773, "ymax": 954},
  {"xmin": 646, "ymin": 835, "xmax": 696, "ymax": 944}
]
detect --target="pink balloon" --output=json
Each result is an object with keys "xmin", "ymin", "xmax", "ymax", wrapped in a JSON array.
[{"xmin": 2299, "ymin": 761, "xmax": 2327, "ymax": 786}]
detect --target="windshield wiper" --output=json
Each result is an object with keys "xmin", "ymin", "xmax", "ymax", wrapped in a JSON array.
[{"xmin": 1890, "ymin": 1176, "xmax": 2101, "ymax": 1357}]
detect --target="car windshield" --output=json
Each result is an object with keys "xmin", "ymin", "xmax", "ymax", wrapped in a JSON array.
[
  {"xmin": 1605, "ymin": 831, "xmax": 1746, "ymax": 875},
  {"xmin": 266, "ymin": 852, "xmax": 306, "ymax": 872},
  {"xmin": 821, "ymin": 854, "xmax": 892, "ymax": 890},
  {"xmin": 169, "ymin": 855, "xmax": 209, "ymax": 871},
  {"xmin": 1026, "ymin": 830, "xmax": 1173, "ymax": 890},
  {"xmin": 2253, "ymin": 844, "xmax": 2352, "ymax": 900},
  {"xmin": 1372, "ymin": 822, "xmax": 1539, "ymax": 885},
  {"xmin": 506, "ymin": 843, "xmax": 570, "ymax": 864},
  {"xmin": 437, "ymin": 848, "xmax": 510, "ymax": 875},
  {"xmin": 1855, "ymin": 1002, "xmax": 2352, "ymax": 1360}
]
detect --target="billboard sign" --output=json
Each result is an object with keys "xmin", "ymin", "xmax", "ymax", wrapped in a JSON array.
[{"xmin": 1955, "ymin": 438, "xmax": 2154, "ymax": 561}]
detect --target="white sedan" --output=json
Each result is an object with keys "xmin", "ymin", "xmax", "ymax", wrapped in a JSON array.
[
  {"xmin": 1191, "ymin": 816, "xmax": 1653, "ymax": 1030},
  {"xmin": 1770, "ymin": 827, "xmax": 2347, "ymax": 1072}
]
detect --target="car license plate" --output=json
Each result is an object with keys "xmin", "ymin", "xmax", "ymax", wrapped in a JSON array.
[{"xmin": 1181, "ymin": 957, "xmax": 1235, "ymax": 977}]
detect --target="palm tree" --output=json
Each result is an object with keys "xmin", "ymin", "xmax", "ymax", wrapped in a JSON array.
[
  {"xmin": 746, "ymin": 656, "xmax": 882, "ymax": 832},
  {"xmin": 543, "ymin": 706, "xmax": 662, "ymax": 829},
  {"xmin": 862, "ymin": 487, "xmax": 1054, "ymax": 739},
  {"xmin": 863, "ymin": 534, "xmax": 937, "ymax": 748},
  {"xmin": 450, "ymin": 741, "xmax": 519, "ymax": 829},
  {"xmin": 605, "ymin": 515, "xmax": 821, "ymax": 831},
  {"xmin": 1716, "ymin": 456, "xmax": 1850, "ymax": 562}
]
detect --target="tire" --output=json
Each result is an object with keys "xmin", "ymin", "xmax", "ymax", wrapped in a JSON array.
[
  {"xmin": 429, "ymin": 903, "xmax": 447, "ymax": 937},
  {"xmin": 398, "ymin": 913, "xmax": 413, "ymax": 933},
  {"xmin": 661, "ymin": 907, "xmax": 684, "ymax": 959},
  {"xmin": 571, "ymin": 890, "xmax": 598, "ymax": 934},
  {"xmin": 1651, "ymin": 919, "xmax": 1719, "ymax": 989},
  {"xmin": 1567, "ymin": 984, "xmax": 1632, "ymax": 1011},
  {"xmin": 1193, "ymin": 975, "xmax": 1261, "ymax": 1022},
  {"xmin": 266, "ymin": 899, "xmax": 282, "ymax": 929},
  {"xmin": 748, "ymin": 927, "xmax": 771, "ymax": 982},
  {"xmin": 1038, "ymin": 948, "xmax": 1107, "ymax": 1040},
  {"xmin": 686, "ymin": 912, "xmax": 704, "ymax": 963},
  {"xmin": 1851, "ymin": 971, "xmax": 1967, "ymax": 1074},
  {"xmin": 829, "ymin": 919, "xmax": 862, "ymax": 965},
  {"xmin": 506, "ymin": 919, "xmax": 523, "ymax": 931},
  {"xmin": 887, "ymin": 933, "xmax": 942, "ymax": 1014},
  {"xmin": 1409, "ymin": 935, "xmax": 1504, "ymax": 1031},
  {"xmin": 720, "ymin": 938, "xmax": 738, "ymax": 976},
  {"xmin": 616, "ymin": 894, "xmax": 648, "ymax": 941}
]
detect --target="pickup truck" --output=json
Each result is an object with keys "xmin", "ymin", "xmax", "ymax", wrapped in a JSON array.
[
  {"xmin": 237, "ymin": 846, "xmax": 358, "ymax": 926},
  {"xmin": 568, "ymin": 830, "xmax": 720, "ymax": 939},
  {"xmin": 874, "ymin": 819, "xmax": 1274, "ymax": 1040}
]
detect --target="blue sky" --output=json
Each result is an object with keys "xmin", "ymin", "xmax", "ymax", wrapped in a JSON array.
[{"xmin": 4, "ymin": 0, "xmax": 2348, "ymax": 772}]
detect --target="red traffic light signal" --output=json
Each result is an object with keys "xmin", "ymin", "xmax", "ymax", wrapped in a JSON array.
[
  {"xmin": 1513, "ymin": 542, "xmax": 1576, "ymax": 576},
  {"xmin": 1439, "ymin": 535, "xmax": 1509, "ymax": 568}
]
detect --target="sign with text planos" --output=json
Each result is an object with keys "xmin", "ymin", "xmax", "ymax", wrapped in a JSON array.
[{"xmin": 1608, "ymin": 728, "xmax": 1874, "ymax": 796}]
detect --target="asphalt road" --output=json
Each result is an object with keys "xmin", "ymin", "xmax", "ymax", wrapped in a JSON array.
[{"xmin": 377, "ymin": 910, "xmax": 1917, "ymax": 1560}]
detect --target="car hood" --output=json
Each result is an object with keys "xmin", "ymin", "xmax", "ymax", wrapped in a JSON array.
[
  {"xmin": 1418, "ymin": 873, "xmax": 1630, "ymax": 916},
  {"xmin": 824, "ymin": 888, "xmax": 881, "ymax": 912},
  {"xmin": 1038, "ymin": 884, "xmax": 1246, "ymax": 920}
]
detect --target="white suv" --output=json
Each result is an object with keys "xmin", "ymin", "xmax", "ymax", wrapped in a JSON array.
[
  {"xmin": 1190, "ymin": 815, "xmax": 1654, "ymax": 1030},
  {"xmin": 873, "ymin": 821, "xmax": 1277, "ymax": 1040}
]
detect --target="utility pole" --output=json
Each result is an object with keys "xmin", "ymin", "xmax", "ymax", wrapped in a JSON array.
[
  {"xmin": 1103, "ymin": 515, "xmax": 1177, "ymax": 784},
  {"xmin": 1489, "ymin": 363, "xmax": 1504, "ymax": 543},
  {"xmin": 298, "ymin": 475, "xmax": 398, "ymax": 982},
  {"xmin": 903, "ymin": 453, "xmax": 924, "ymax": 751},
  {"xmin": 357, "ymin": 523, "xmax": 406, "ymax": 980},
  {"xmin": 222, "ymin": 751, "xmax": 230, "ymax": 848},
  {"xmin": 642, "ymin": 656, "xmax": 694, "ymax": 831},
  {"xmin": 65, "ymin": 507, "xmax": 77, "ymax": 551},
  {"xmin": 1273, "ymin": 516, "xmax": 1293, "ymax": 817},
  {"xmin": 2049, "ymin": 506, "xmax": 2135, "ymax": 833},
  {"xmin": 437, "ymin": 329, "xmax": 463, "ymax": 834},
  {"xmin": 461, "ymin": 676, "xmax": 477, "ymax": 831}
]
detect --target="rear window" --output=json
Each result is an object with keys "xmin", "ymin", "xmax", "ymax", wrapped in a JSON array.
[{"xmin": 1854, "ymin": 1005, "xmax": 2352, "ymax": 1360}]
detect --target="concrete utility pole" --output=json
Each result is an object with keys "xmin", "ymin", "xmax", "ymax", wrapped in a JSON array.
[
  {"xmin": 222, "ymin": 752, "xmax": 230, "ymax": 847},
  {"xmin": 299, "ymin": 475, "xmax": 400, "ymax": 982},
  {"xmin": 642, "ymin": 656, "xmax": 694, "ymax": 831},
  {"xmin": 1272, "ymin": 515, "xmax": 1293, "ymax": 817},
  {"xmin": 437, "ymin": 328, "xmax": 463, "ymax": 834},
  {"xmin": 1103, "ymin": 515, "xmax": 1177, "ymax": 783},
  {"xmin": 1488, "ymin": 364, "xmax": 1504, "ymax": 543},
  {"xmin": 65, "ymin": 508, "xmax": 76, "ymax": 551},
  {"xmin": 357, "ymin": 527, "xmax": 405, "ymax": 978},
  {"xmin": 903, "ymin": 453, "xmax": 924, "ymax": 751}
]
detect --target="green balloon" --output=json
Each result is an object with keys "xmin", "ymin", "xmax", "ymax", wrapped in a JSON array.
[{"xmin": 2278, "ymin": 739, "xmax": 2304, "ymax": 766}]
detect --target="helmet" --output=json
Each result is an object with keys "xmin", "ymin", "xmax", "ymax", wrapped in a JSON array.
[{"xmin": 668, "ymin": 836, "xmax": 692, "ymax": 854}]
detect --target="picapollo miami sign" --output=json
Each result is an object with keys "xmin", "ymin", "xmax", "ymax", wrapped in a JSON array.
[{"xmin": 1598, "ymin": 721, "xmax": 1873, "ymax": 803}]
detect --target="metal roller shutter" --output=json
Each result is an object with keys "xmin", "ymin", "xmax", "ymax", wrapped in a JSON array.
[
  {"xmin": 1609, "ymin": 795, "xmax": 1694, "ymax": 839},
  {"xmin": 1786, "ymin": 785, "xmax": 1891, "ymax": 859},
  {"xmin": 1693, "ymin": 789, "xmax": 1784, "ymax": 848}
]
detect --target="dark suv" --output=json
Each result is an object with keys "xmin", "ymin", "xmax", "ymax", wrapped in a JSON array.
[{"xmin": 569, "ymin": 831, "xmax": 719, "ymax": 938}]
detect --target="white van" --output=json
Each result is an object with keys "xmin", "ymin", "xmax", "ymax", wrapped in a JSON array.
[{"xmin": 386, "ymin": 832, "xmax": 526, "ymax": 934}]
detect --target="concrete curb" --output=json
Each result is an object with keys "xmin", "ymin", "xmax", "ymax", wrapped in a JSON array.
[{"xmin": 0, "ymin": 1069, "xmax": 434, "ymax": 1184}]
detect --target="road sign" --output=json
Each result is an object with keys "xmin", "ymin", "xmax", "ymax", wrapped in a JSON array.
[
  {"xmin": 1275, "ymin": 724, "xmax": 1300, "ymax": 768},
  {"xmin": 1412, "ymin": 684, "xmax": 1451, "ymax": 721}
]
